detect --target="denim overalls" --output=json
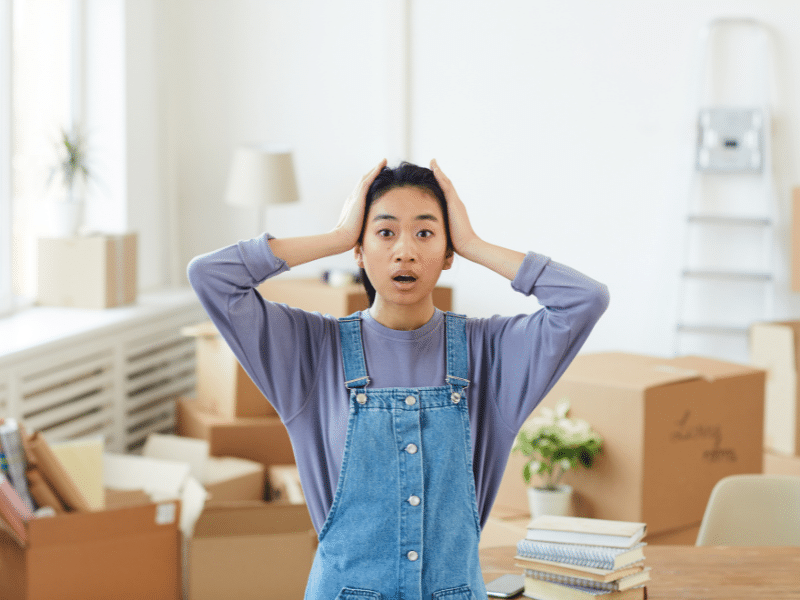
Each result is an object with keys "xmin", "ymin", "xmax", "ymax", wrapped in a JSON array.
[{"xmin": 304, "ymin": 312, "xmax": 488, "ymax": 600}]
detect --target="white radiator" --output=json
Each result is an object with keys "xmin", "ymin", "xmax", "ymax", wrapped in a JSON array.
[{"xmin": 0, "ymin": 289, "xmax": 207, "ymax": 452}]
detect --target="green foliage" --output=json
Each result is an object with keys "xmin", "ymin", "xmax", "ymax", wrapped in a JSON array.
[
  {"xmin": 513, "ymin": 399, "xmax": 603, "ymax": 491},
  {"xmin": 49, "ymin": 127, "xmax": 91, "ymax": 201}
]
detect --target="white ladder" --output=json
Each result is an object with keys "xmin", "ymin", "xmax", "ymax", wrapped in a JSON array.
[{"xmin": 675, "ymin": 18, "xmax": 776, "ymax": 363}]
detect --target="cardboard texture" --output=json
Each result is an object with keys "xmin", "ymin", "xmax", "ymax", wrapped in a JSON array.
[
  {"xmin": 176, "ymin": 397, "xmax": 295, "ymax": 469},
  {"xmin": 49, "ymin": 437, "xmax": 105, "ymax": 510},
  {"xmin": 37, "ymin": 233, "xmax": 137, "ymax": 309},
  {"xmin": 494, "ymin": 352, "xmax": 765, "ymax": 535},
  {"xmin": 188, "ymin": 501, "xmax": 316, "ymax": 600},
  {"xmin": 0, "ymin": 500, "xmax": 181, "ymax": 600},
  {"xmin": 749, "ymin": 321, "xmax": 800, "ymax": 455},
  {"xmin": 182, "ymin": 322, "xmax": 277, "ymax": 419},
  {"xmin": 257, "ymin": 277, "xmax": 452, "ymax": 317}
]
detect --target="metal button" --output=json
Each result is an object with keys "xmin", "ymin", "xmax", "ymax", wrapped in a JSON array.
[
  {"xmin": 405, "ymin": 395, "xmax": 416, "ymax": 406},
  {"xmin": 407, "ymin": 550, "xmax": 419, "ymax": 561},
  {"xmin": 408, "ymin": 495, "xmax": 421, "ymax": 506},
  {"xmin": 451, "ymin": 392, "xmax": 461, "ymax": 403},
  {"xmin": 356, "ymin": 393, "xmax": 368, "ymax": 405},
  {"xmin": 405, "ymin": 443, "xmax": 418, "ymax": 454}
]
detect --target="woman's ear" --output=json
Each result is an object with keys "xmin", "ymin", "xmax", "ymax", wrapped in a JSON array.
[
  {"xmin": 442, "ymin": 249, "xmax": 454, "ymax": 271},
  {"xmin": 354, "ymin": 244, "xmax": 365, "ymax": 268}
]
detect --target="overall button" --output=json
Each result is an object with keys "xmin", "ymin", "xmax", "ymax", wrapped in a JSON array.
[
  {"xmin": 408, "ymin": 495, "xmax": 421, "ymax": 506},
  {"xmin": 451, "ymin": 392, "xmax": 461, "ymax": 403},
  {"xmin": 404, "ymin": 395, "xmax": 417, "ymax": 406},
  {"xmin": 407, "ymin": 550, "xmax": 419, "ymax": 561},
  {"xmin": 356, "ymin": 393, "xmax": 368, "ymax": 405},
  {"xmin": 405, "ymin": 443, "xmax": 418, "ymax": 455}
]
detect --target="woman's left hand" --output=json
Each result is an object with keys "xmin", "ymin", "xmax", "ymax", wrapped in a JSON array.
[{"xmin": 430, "ymin": 159, "xmax": 480, "ymax": 256}]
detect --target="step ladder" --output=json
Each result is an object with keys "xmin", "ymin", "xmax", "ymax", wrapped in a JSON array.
[{"xmin": 675, "ymin": 18, "xmax": 776, "ymax": 363}]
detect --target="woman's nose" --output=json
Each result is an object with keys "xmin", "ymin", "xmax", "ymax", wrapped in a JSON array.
[{"xmin": 393, "ymin": 233, "xmax": 417, "ymax": 261}]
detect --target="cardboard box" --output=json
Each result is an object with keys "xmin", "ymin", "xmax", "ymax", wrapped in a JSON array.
[
  {"xmin": 182, "ymin": 322, "xmax": 277, "ymax": 418},
  {"xmin": 176, "ymin": 397, "xmax": 294, "ymax": 469},
  {"xmin": 0, "ymin": 500, "xmax": 181, "ymax": 600},
  {"xmin": 37, "ymin": 233, "xmax": 137, "ymax": 309},
  {"xmin": 257, "ymin": 277, "xmax": 452, "ymax": 316},
  {"xmin": 494, "ymin": 352, "xmax": 765, "ymax": 535},
  {"xmin": 188, "ymin": 501, "xmax": 316, "ymax": 600},
  {"xmin": 646, "ymin": 522, "xmax": 701, "ymax": 546},
  {"xmin": 764, "ymin": 449, "xmax": 800, "ymax": 476},
  {"xmin": 749, "ymin": 321, "xmax": 800, "ymax": 455}
]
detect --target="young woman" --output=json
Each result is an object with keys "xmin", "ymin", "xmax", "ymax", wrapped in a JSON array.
[{"xmin": 187, "ymin": 159, "xmax": 609, "ymax": 600}]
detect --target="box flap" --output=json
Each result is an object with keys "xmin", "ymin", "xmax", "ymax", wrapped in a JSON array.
[
  {"xmin": 668, "ymin": 355, "xmax": 764, "ymax": 382},
  {"xmin": 561, "ymin": 352, "xmax": 701, "ymax": 390},
  {"xmin": 193, "ymin": 501, "xmax": 313, "ymax": 538},
  {"xmin": 205, "ymin": 456, "xmax": 264, "ymax": 485}
]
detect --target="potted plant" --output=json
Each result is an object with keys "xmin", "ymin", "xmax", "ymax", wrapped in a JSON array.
[
  {"xmin": 47, "ymin": 126, "xmax": 92, "ymax": 237},
  {"xmin": 513, "ymin": 398, "xmax": 602, "ymax": 518}
]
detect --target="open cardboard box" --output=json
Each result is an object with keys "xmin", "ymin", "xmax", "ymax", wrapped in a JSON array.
[
  {"xmin": 187, "ymin": 500, "xmax": 316, "ymax": 600},
  {"xmin": 494, "ymin": 352, "xmax": 765, "ymax": 535}
]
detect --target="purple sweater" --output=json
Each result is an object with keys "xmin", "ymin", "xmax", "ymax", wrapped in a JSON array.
[{"xmin": 187, "ymin": 234, "xmax": 609, "ymax": 533}]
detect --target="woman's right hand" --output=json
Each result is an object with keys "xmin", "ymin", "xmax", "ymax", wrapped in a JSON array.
[{"xmin": 333, "ymin": 159, "xmax": 387, "ymax": 250}]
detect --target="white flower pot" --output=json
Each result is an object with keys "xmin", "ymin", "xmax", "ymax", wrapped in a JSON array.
[
  {"xmin": 47, "ymin": 198, "xmax": 85, "ymax": 238},
  {"xmin": 527, "ymin": 484, "xmax": 573, "ymax": 519}
]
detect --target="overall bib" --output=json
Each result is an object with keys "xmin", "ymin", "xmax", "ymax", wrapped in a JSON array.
[{"xmin": 304, "ymin": 312, "xmax": 488, "ymax": 600}]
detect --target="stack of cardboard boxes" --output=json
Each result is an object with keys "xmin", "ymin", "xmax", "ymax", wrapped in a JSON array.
[{"xmin": 178, "ymin": 321, "xmax": 314, "ymax": 600}]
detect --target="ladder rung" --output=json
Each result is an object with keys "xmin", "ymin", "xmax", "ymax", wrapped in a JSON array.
[
  {"xmin": 687, "ymin": 214, "xmax": 772, "ymax": 227},
  {"xmin": 682, "ymin": 269, "xmax": 772, "ymax": 282},
  {"xmin": 677, "ymin": 324, "xmax": 749, "ymax": 336}
]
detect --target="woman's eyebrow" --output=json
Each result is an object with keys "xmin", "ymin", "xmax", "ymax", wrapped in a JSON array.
[{"xmin": 371, "ymin": 213, "xmax": 439, "ymax": 222}]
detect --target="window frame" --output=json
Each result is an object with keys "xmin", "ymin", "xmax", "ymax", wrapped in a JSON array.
[{"xmin": 0, "ymin": 2, "xmax": 12, "ymax": 317}]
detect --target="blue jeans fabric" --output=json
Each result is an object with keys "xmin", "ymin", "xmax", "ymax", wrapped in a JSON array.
[{"xmin": 304, "ymin": 312, "xmax": 487, "ymax": 600}]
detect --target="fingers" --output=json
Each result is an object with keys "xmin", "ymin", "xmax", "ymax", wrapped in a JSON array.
[{"xmin": 430, "ymin": 158, "xmax": 452, "ymax": 189}]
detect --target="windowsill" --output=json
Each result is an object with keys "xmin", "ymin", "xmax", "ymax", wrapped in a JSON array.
[{"xmin": 0, "ymin": 286, "xmax": 202, "ymax": 363}]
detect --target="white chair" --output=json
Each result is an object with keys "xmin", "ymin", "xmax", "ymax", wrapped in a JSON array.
[{"xmin": 696, "ymin": 474, "xmax": 800, "ymax": 546}]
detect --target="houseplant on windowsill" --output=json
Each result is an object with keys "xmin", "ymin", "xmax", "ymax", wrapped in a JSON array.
[
  {"xmin": 47, "ymin": 127, "xmax": 92, "ymax": 237},
  {"xmin": 513, "ymin": 399, "xmax": 603, "ymax": 518}
]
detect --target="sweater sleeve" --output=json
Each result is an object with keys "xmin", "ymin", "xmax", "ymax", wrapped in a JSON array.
[
  {"xmin": 186, "ymin": 234, "xmax": 337, "ymax": 422},
  {"xmin": 470, "ymin": 252, "xmax": 609, "ymax": 433}
]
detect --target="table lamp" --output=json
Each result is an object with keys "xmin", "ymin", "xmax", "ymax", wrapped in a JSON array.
[{"xmin": 224, "ymin": 145, "xmax": 299, "ymax": 236}]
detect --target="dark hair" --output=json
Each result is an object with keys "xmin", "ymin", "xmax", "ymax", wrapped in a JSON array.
[{"xmin": 358, "ymin": 161, "xmax": 454, "ymax": 306}]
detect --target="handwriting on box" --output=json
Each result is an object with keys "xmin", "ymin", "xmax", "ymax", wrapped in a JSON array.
[{"xmin": 670, "ymin": 410, "xmax": 737, "ymax": 463}]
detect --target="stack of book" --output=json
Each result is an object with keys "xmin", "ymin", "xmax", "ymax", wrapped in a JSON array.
[{"xmin": 516, "ymin": 515, "xmax": 649, "ymax": 600}]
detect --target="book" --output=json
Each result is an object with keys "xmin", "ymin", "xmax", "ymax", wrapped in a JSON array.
[
  {"xmin": 527, "ymin": 515, "xmax": 646, "ymax": 548},
  {"xmin": 517, "ymin": 539, "xmax": 646, "ymax": 571},
  {"xmin": 0, "ymin": 419, "xmax": 36, "ymax": 512},
  {"xmin": 523, "ymin": 577, "xmax": 646, "ymax": 600},
  {"xmin": 28, "ymin": 431, "xmax": 92, "ymax": 512},
  {"xmin": 515, "ymin": 558, "xmax": 646, "ymax": 583},
  {"xmin": 523, "ymin": 567, "xmax": 651, "ymax": 592},
  {"xmin": 0, "ymin": 472, "xmax": 34, "ymax": 545}
]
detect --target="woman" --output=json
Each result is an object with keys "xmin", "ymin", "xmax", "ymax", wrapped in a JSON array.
[{"xmin": 187, "ymin": 159, "xmax": 609, "ymax": 600}]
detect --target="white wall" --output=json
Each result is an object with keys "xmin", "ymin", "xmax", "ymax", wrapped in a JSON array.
[{"xmin": 147, "ymin": 0, "xmax": 800, "ymax": 361}]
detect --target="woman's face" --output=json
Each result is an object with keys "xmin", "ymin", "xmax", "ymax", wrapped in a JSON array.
[{"xmin": 355, "ymin": 186, "xmax": 453, "ymax": 314}]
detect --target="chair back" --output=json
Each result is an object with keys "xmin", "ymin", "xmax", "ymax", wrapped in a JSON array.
[{"xmin": 696, "ymin": 474, "xmax": 800, "ymax": 546}]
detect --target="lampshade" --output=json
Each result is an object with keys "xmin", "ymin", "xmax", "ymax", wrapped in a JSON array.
[{"xmin": 224, "ymin": 145, "xmax": 299, "ymax": 208}]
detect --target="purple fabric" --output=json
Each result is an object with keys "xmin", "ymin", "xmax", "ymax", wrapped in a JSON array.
[{"xmin": 187, "ymin": 234, "xmax": 609, "ymax": 533}]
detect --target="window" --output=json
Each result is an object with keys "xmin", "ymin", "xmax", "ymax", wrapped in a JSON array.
[
  {"xmin": 11, "ymin": 0, "xmax": 77, "ymax": 305},
  {"xmin": 0, "ymin": 3, "xmax": 12, "ymax": 316}
]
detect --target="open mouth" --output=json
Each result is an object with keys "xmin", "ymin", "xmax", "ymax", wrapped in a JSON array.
[{"xmin": 393, "ymin": 274, "xmax": 417, "ymax": 283}]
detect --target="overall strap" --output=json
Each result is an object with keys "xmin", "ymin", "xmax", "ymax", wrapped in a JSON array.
[
  {"xmin": 445, "ymin": 312, "xmax": 470, "ymax": 390},
  {"xmin": 338, "ymin": 313, "xmax": 370, "ymax": 390}
]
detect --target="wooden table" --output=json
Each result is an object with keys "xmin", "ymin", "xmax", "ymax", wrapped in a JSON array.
[{"xmin": 481, "ymin": 545, "xmax": 800, "ymax": 599}]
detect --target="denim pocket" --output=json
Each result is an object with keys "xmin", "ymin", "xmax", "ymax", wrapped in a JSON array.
[
  {"xmin": 336, "ymin": 587, "xmax": 383, "ymax": 600},
  {"xmin": 432, "ymin": 584, "xmax": 475, "ymax": 600}
]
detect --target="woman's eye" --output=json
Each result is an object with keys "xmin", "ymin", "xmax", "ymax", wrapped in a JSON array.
[
  {"xmin": 377, "ymin": 229, "xmax": 394, "ymax": 238},
  {"xmin": 417, "ymin": 230, "xmax": 433, "ymax": 238}
]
